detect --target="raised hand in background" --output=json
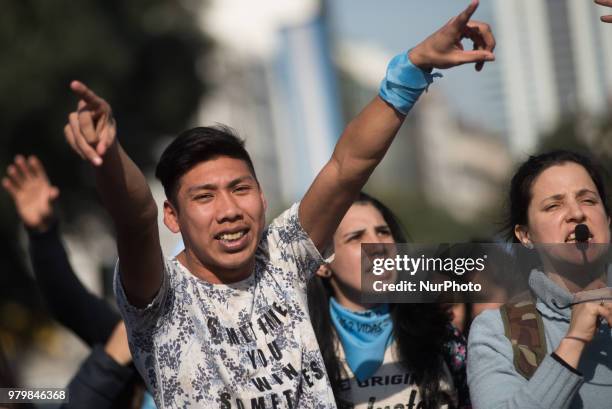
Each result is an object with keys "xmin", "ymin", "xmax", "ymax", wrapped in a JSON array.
[{"xmin": 2, "ymin": 155, "xmax": 59, "ymax": 232}]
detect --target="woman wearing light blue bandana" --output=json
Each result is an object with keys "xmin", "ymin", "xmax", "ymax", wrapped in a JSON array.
[{"xmin": 308, "ymin": 193, "xmax": 467, "ymax": 409}]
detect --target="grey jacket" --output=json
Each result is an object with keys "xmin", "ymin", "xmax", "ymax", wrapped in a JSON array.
[{"xmin": 467, "ymin": 270, "xmax": 612, "ymax": 409}]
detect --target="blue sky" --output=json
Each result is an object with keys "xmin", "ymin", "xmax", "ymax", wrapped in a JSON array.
[{"xmin": 327, "ymin": 0, "xmax": 504, "ymax": 134}]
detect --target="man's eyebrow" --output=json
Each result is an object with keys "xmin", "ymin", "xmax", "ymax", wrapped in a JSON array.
[
  {"xmin": 227, "ymin": 175, "xmax": 256, "ymax": 188},
  {"xmin": 187, "ymin": 183, "xmax": 216, "ymax": 193},
  {"xmin": 186, "ymin": 175, "xmax": 256, "ymax": 194}
]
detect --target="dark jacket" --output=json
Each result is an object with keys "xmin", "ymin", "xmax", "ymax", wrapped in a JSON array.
[{"xmin": 28, "ymin": 223, "xmax": 146, "ymax": 409}]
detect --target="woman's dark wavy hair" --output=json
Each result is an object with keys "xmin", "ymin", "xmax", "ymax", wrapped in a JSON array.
[
  {"xmin": 307, "ymin": 192, "xmax": 452, "ymax": 409},
  {"xmin": 502, "ymin": 150, "xmax": 610, "ymax": 242}
]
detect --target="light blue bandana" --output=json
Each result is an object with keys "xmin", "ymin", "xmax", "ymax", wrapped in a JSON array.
[
  {"xmin": 329, "ymin": 298, "xmax": 393, "ymax": 381},
  {"xmin": 140, "ymin": 391, "xmax": 157, "ymax": 409},
  {"xmin": 378, "ymin": 51, "xmax": 442, "ymax": 115}
]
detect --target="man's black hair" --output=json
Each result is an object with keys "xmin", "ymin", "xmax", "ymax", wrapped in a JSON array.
[{"xmin": 155, "ymin": 125, "xmax": 257, "ymax": 205}]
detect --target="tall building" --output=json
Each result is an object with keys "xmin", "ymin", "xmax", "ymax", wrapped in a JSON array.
[
  {"xmin": 194, "ymin": 0, "xmax": 342, "ymax": 208},
  {"xmin": 492, "ymin": 0, "xmax": 612, "ymax": 155}
]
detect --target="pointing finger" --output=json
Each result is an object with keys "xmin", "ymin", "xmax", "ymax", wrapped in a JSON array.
[
  {"xmin": 70, "ymin": 81, "xmax": 106, "ymax": 113},
  {"xmin": 455, "ymin": 0, "xmax": 479, "ymax": 28},
  {"xmin": 70, "ymin": 81, "xmax": 98, "ymax": 103}
]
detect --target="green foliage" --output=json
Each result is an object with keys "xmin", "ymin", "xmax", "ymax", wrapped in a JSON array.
[
  {"xmin": 0, "ymin": 0, "xmax": 210, "ymax": 348},
  {"xmin": 363, "ymin": 190, "xmax": 499, "ymax": 243},
  {"xmin": 537, "ymin": 109, "xmax": 612, "ymax": 192}
]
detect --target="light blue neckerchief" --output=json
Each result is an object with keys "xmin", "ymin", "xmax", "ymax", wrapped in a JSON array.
[
  {"xmin": 140, "ymin": 391, "xmax": 157, "ymax": 409},
  {"xmin": 329, "ymin": 298, "xmax": 393, "ymax": 382}
]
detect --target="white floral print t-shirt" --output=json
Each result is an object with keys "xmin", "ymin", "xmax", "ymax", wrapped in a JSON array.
[{"xmin": 115, "ymin": 203, "xmax": 337, "ymax": 409}]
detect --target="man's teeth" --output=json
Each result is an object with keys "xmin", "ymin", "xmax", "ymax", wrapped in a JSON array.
[{"xmin": 219, "ymin": 231, "xmax": 245, "ymax": 241}]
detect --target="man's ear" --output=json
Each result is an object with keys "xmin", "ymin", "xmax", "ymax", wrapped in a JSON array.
[
  {"xmin": 163, "ymin": 200, "xmax": 180, "ymax": 234},
  {"xmin": 514, "ymin": 224, "xmax": 533, "ymax": 249},
  {"xmin": 315, "ymin": 264, "xmax": 333, "ymax": 278}
]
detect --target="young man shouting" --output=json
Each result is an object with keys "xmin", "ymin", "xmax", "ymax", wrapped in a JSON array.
[{"xmin": 63, "ymin": 2, "xmax": 494, "ymax": 407}]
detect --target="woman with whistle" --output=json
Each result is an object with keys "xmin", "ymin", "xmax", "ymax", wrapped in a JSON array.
[{"xmin": 468, "ymin": 150, "xmax": 612, "ymax": 409}]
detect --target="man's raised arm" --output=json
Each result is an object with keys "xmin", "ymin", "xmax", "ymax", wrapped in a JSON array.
[
  {"xmin": 300, "ymin": 0, "xmax": 495, "ymax": 251},
  {"xmin": 65, "ymin": 81, "xmax": 163, "ymax": 307}
]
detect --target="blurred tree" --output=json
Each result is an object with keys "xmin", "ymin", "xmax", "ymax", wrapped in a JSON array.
[
  {"xmin": 537, "ymin": 109, "xmax": 612, "ymax": 191},
  {"xmin": 0, "ymin": 0, "xmax": 211, "ymax": 354},
  {"xmin": 362, "ymin": 189, "xmax": 500, "ymax": 243}
]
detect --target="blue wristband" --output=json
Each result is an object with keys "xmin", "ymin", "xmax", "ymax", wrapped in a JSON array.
[{"xmin": 378, "ymin": 51, "xmax": 442, "ymax": 115}]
